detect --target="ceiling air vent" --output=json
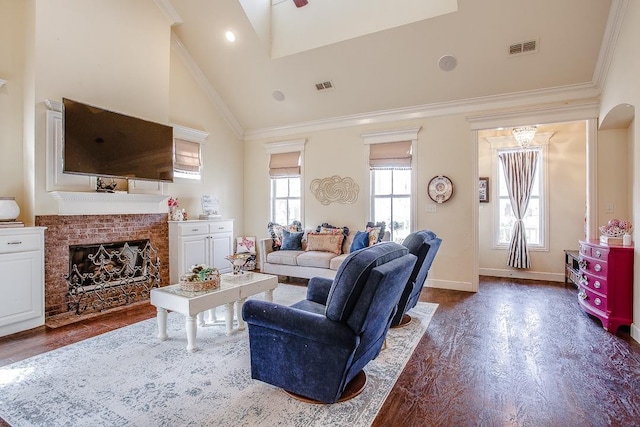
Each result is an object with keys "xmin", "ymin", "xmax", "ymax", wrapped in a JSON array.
[
  {"xmin": 315, "ymin": 80, "xmax": 334, "ymax": 92},
  {"xmin": 509, "ymin": 39, "xmax": 538, "ymax": 56}
]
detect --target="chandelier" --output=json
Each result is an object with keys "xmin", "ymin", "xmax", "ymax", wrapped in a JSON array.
[{"xmin": 512, "ymin": 125, "xmax": 538, "ymax": 148}]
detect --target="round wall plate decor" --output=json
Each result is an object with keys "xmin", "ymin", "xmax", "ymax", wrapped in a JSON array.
[{"xmin": 428, "ymin": 175, "xmax": 454, "ymax": 204}]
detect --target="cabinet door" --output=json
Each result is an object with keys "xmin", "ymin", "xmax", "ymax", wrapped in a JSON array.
[
  {"xmin": 0, "ymin": 251, "xmax": 43, "ymax": 328},
  {"xmin": 210, "ymin": 233, "xmax": 233, "ymax": 272},
  {"xmin": 181, "ymin": 235, "xmax": 208, "ymax": 275}
]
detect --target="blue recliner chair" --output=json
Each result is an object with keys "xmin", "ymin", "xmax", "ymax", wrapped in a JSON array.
[
  {"xmin": 391, "ymin": 230, "xmax": 442, "ymax": 327},
  {"xmin": 242, "ymin": 242, "xmax": 417, "ymax": 403}
]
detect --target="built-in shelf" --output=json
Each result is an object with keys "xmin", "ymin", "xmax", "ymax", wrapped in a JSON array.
[{"xmin": 49, "ymin": 191, "xmax": 168, "ymax": 215}]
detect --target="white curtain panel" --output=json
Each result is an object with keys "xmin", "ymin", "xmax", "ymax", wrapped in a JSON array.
[{"xmin": 499, "ymin": 150, "xmax": 539, "ymax": 269}]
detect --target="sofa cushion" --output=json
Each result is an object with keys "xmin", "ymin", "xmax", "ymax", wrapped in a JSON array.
[
  {"xmin": 297, "ymin": 251, "xmax": 337, "ymax": 269},
  {"xmin": 366, "ymin": 221, "xmax": 386, "ymax": 246},
  {"xmin": 267, "ymin": 221, "xmax": 302, "ymax": 251},
  {"xmin": 306, "ymin": 232, "xmax": 344, "ymax": 255},
  {"xmin": 329, "ymin": 253, "xmax": 349, "ymax": 270},
  {"xmin": 281, "ymin": 229, "xmax": 304, "ymax": 250},
  {"xmin": 266, "ymin": 250, "xmax": 303, "ymax": 266},
  {"xmin": 349, "ymin": 230, "xmax": 370, "ymax": 252}
]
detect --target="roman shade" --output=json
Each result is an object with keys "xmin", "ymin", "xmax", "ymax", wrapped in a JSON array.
[
  {"xmin": 369, "ymin": 141, "xmax": 412, "ymax": 168},
  {"xmin": 269, "ymin": 151, "xmax": 301, "ymax": 177},
  {"xmin": 174, "ymin": 139, "xmax": 201, "ymax": 173}
]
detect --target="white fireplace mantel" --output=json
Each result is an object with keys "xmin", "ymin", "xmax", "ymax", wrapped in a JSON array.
[{"xmin": 49, "ymin": 191, "xmax": 168, "ymax": 215}]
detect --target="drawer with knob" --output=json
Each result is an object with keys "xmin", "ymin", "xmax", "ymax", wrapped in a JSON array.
[
  {"xmin": 578, "ymin": 286, "xmax": 607, "ymax": 314},
  {"xmin": 579, "ymin": 271, "xmax": 608, "ymax": 295},
  {"xmin": 578, "ymin": 256, "xmax": 608, "ymax": 278}
]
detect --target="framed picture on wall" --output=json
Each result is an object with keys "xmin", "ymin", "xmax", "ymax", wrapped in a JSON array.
[{"xmin": 479, "ymin": 177, "xmax": 489, "ymax": 203}]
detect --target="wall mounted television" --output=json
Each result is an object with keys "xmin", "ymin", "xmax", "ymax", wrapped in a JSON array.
[{"xmin": 62, "ymin": 98, "xmax": 174, "ymax": 182}]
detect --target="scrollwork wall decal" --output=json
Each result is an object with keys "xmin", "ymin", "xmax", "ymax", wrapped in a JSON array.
[{"xmin": 310, "ymin": 175, "xmax": 359, "ymax": 205}]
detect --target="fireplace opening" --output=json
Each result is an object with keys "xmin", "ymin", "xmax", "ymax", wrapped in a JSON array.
[{"xmin": 65, "ymin": 239, "xmax": 161, "ymax": 315}]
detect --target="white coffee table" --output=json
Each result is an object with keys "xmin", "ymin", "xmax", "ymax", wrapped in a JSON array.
[{"xmin": 150, "ymin": 272, "xmax": 278, "ymax": 352}]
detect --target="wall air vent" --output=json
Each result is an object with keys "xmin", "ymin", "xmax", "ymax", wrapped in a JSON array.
[
  {"xmin": 509, "ymin": 39, "xmax": 538, "ymax": 56},
  {"xmin": 315, "ymin": 80, "xmax": 334, "ymax": 92}
]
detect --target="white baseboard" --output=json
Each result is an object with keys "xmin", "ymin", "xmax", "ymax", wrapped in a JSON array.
[
  {"xmin": 479, "ymin": 268, "xmax": 565, "ymax": 283},
  {"xmin": 631, "ymin": 323, "xmax": 640, "ymax": 344},
  {"xmin": 426, "ymin": 278, "xmax": 474, "ymax": 292}
]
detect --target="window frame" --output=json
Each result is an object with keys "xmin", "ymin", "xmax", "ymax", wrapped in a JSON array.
[
  {"xmin": 362, "ymin": 128, "xmax": 420, "ymax": 243},
  {"xmin": 264, "ymin": 139, "xmax": 306, "ymax": 225},
  {"xmin": 370, "ymin": 167, "xmax": 412, "ymax": 242},
  {"xmin": 491, "ymin": 140, "xmax": 549, "ymax": 252},
  {"xmin": 172, "ymin": 125, "xmax": 209, "ymax": 183},
  {"xmin": 270, "ymin": 176, "xmax": 301, "ymax": 225}
]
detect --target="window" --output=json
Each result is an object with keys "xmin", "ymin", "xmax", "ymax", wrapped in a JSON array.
[
  {"xmin": 173, "ymin": 138, "xmax": 202, "ymax": 180},
  {"xmin": 495, "ymin": 146, "xmax": 545, "ymax": 248},
  {"xmin": 369, "ymin": 140, "xmax": 413, "ymax": 243},
  {"xmin": 268, "ymin": 150, "xmax": 302, "ymax": 224},
  {"xmin": 271, "ymin": 177, "xmax": 301, "ymax": 225}
]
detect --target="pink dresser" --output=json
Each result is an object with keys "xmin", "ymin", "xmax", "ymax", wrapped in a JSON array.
[{"xmin": 578, "ymin": 240, "xmax": 633, "ymax": 333}]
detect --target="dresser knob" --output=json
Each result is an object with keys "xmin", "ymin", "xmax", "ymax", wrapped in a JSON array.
[
  {"xmin": 594, "ymin": 281, "xmax": 601, "ymax": 289},
  {"xmin": 578, "ymin": 291, "xmax": 587, "ymax": 300},
  {"xmin": 594, "ymin": 264, "xmax": 602, "ymax": 272},
  {"xmin": 595, "ymin": 250, "xmax": 601, "ymax": 258},
  {"xmin": 594, "ymin": 298, "xmax": 602, "ymax": 306}
]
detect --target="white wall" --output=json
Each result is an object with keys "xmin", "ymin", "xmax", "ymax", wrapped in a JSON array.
[
  {"xmin": 599, "ymin": 0, "xmax": 640, "ymax": 341},
  {"xmin": 168, "ymin": 50, "xmax": 245, "ymax": 236},
  {"xmin": 0, "ymin": 0, "xmax": 27, "ymax": 221},
  {"xmin": 31, "ymin": 0, "xmax": 171, "ymax": 215},
  {"xmin": 244, "ymin": 115, "xmax": 475, "ymax": 291}
]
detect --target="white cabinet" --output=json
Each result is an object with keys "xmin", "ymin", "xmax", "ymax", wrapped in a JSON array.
[
  {"xmin": 169, "ymin": 220, "xmax": 234, "ymax": 283},
  {"xmin": 0, "ymin": 227, "xmax": 46, "ymax": 337}
]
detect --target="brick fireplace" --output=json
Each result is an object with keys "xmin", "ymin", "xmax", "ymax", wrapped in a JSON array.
[{"xmin": 35, "ymin": 214, "xmax": 169, "ymax": 326}]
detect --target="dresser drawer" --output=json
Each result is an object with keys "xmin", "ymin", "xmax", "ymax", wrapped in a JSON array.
[
  {"xmin": 579, "ymin": 286, "xmax": 607, "ymax": 313},
  {"xmin": 579, "ymin": 243, "xmax": 591, "ymax": 257},
  {"xmin": 580, "ymin": 256, "xmax": 608, "ymax": 278},
  {"xmin": 591, "ymin": 246, "xmax": 609, "ymax": 260},
  {"xmin": 0, "ymin": 234, "xmax": 42, "ymax": 254},
  {"xmin": 579, "ymin": 271, "xmax": 608, "ymax": 295},
  {"xmin": 177, "ymin": 223, "xmax": 210, "ymax": 236},
  {"xmin": 208, "ymin": 221, "xmax": 233, "ymax": 234}
]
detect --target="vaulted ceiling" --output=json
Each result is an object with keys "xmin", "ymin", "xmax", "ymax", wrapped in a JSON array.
[{"xmin": 161, "ymin": 0, "xmax": 615, "ymax": 135}]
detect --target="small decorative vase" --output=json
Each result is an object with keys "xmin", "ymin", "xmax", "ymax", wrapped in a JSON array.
[
  {"xmin": 170, "ymin": 207, "xmax": 184, "ymax": 221},
  {"xmin": 0, "ymin": 197, "xmax": 20, "ymax": 221},
  {"xmin": 623, "ymin": 233, "xmax": 632, "ymax": 246}
]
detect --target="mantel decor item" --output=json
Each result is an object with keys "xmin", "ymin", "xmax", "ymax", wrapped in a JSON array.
[
  {"xmin": 428, "ymin": 176, "xmax": 453, "ymax": 204},
  {"xmin": 0, "ymin": 197, "xmax": 20, "ymax": 221},
  {"xmin": 179, "ymin": 264, "xmax": 220, "ymax": 292}
]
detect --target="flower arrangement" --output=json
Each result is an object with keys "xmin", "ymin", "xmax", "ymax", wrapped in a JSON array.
[
  {"xmin": 168, "ymin": 197, "xmax": 179, "ymax": 209},
  {"xmin": 179, "ymin": 264, "xmax": 220, "ymax": 292},
  {"xmin": 599, "ymin": 219, "xmax": 632, "ymax": 237}
]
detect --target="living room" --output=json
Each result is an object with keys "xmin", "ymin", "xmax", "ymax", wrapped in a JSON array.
[{"xmin": 1, "ymin": 0, "xmax": 640, "ymax": 424}]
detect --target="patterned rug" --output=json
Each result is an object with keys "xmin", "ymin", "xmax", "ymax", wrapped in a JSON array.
[{"xmin": 0, "ymin": 284, "xmax": 437, "ymax": 427}]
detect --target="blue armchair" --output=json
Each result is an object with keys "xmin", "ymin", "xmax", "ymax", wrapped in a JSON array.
[
  {"xmin": 242, "ymin": 242, "xmax": 417, "ymax": 403},
  {"xmin": 391, "ymin": 230, "xmax": 442, "ymax": 327}
]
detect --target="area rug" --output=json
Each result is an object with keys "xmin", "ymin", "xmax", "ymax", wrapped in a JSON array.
[{"xmin": 0, "ymin": 284, "xmax": 437, "ymax": 427}]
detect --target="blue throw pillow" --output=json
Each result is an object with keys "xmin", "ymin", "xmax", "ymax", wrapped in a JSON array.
[
  {"xmin": 281, "ymin": 229, "xmax": 304, "ymax": 250},
  {"xmin": 350, "ymin": 230, "xmax": 370, "ymax": 252}
]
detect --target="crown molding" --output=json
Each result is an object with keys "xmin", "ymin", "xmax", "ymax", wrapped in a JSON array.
[
  {"xmin": 153, "ymin": 0, "xmax": 183, "ymax": 26},
  {"xmin": 592, "ymin": 0, "xmax": 628, "ymax": 91},
  {"xmin": 44, "ymin": 99, "xmax": 62, "ymax": 112},
  {"xmin": 172, "ymin": 124, "xmax": 209, "ymax": 143},
  {"xmin": 361, "ymin": 127, "xmax": 421, "ymax": 144},
  {"xmin": 264, "ymin": 139, "xmax": 306, "ymax": 154},
  {"xmin": 171, "ymin": 33, "xmax": 245, "ymax": 140},
  {"xmin": 466, "ymin": 99, "xmax": 600, "ymax": 131},
  {"xmin": 243, "ymin": 81, "xmax": 600, "ymax": 141}
]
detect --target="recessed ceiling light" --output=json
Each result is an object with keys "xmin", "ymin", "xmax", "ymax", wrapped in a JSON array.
[
  {"xmin": 438, "ymin": 54, "xmax": 457, "ymax": 71},
  {"xmin": 272, "ymin": 90, "xmax": 285, "ymax": 101},
  {"xmin": 225, "ymin": 31, "xmax": 236, "ymax": 42}
]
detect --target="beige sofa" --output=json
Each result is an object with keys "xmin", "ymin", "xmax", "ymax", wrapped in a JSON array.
[{"xmin": 258, "ymin": 231, "xmax": 355, "ymax": 279}]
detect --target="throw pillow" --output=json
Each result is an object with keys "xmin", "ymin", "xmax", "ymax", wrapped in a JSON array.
[
  {"xmin": 315, "ymin": 223, "xmax": 350, "ymax": 239},
  {"xmin": 366, "ymin": 221, "xmax": 386, "ymax": 246},
  {"xmin": 306, "ymin": 232, "xmax": 344, "ymax": 255},
  {"xmin": 267, "ymin": 220, "xmax": 302, "ymax": 251},
  {"xmin": 280, "ymin": 229, "xmax": 304, "ymax": 250},
  {"xmin": 349, "ymin": 230, "xmax": 370, "ymax": 252}
]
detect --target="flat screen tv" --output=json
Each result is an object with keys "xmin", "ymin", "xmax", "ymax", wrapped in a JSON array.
[{"xmin": 62, "ymin": 98, "xmax": 174, "ymax": 182}]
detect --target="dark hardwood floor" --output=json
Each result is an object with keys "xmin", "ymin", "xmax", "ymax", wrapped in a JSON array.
[{"xmin": 1, "ymin": 276, "xmax": 639, "ymax": 426}]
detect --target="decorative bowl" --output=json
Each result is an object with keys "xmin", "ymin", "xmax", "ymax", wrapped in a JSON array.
[{"xmin": 178, "ymin": 264, "xmax": 220, "ymax": 292}]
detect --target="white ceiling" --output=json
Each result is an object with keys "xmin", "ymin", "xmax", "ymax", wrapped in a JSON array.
[{"xmin": 163, "ymin": 0, "xmax": 614, "ymax": 135}]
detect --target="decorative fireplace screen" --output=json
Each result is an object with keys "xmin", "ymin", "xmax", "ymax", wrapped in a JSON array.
[{"xmin": 65, "ymin": 240, "xmax": 161, "ymax": 315}]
